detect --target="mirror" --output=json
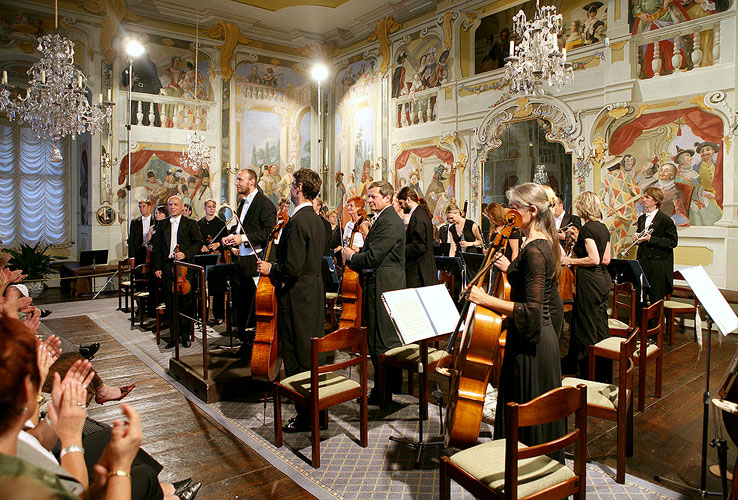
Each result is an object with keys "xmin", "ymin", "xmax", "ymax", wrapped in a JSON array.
[{"xmin": 96, "ymin": 206, "xmax": 116, "ymax": 226}]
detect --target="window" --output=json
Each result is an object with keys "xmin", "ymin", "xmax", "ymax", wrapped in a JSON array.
[{"xmin": 0, "ymin": 121, "xmax": 70, "ymax": 246}]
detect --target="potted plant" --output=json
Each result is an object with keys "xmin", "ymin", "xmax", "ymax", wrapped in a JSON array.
[{"xmin": 7, "ymin": 243, "xmax": 55, "ymax": 297}]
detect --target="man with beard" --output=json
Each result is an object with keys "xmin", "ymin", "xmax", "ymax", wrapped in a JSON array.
[{"xmin": 397, "ymin": 187, "xmax": 437, "ymax": 288}]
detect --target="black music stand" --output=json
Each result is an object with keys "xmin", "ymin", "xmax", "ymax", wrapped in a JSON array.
[
  {"xmin": 460, "ymin": 251, "xmax": 485, "ymax": 284},
  {"xmin": 608, "ymin": 258, "xmax": 650, "ymax": 306},
  {"xmin": 80, "ymin": 250, "xmax": 108, "ymax": 296}
]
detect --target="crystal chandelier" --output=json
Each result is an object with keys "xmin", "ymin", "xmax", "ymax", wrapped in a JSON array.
[
  {"xmin": 0, "ymin": 1, "xmax": 111, "ymax": 161},
  {"xmin": 504, "ymin": 0, "xmax": 573, "ymax": 95},
  {"xmin": 533, "ymin": 164, "xmax": 549, "ymax": 185},
  {"xmin": 180, "ymin": 9, "xmax": 210, "ymax": 172}
]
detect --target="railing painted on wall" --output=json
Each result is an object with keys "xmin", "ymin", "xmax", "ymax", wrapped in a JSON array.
[
  {"xmin": 394, "ymin": 87, "xmax": 439, "ymax": 128},
  {"xmin": 125, "ymin": 91, "xmax": 212, "ymax": 131},
  {"xmin": 241, "ymin": 83, "xmax": 287, "ymax": 103}
]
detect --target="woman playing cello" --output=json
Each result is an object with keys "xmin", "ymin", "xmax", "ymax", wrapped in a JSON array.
[{"xmin": 466, "ymin": 182, "xmax": 565, "ymax": 461}]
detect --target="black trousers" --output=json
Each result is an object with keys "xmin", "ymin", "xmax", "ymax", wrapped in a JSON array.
[
  {"xmin": 161, "ymin": 265, "xmax": 198, "ymax": 344},
  {"xmin": 230, "ymin": 254, "xmax": 259, "ymax": 342}
]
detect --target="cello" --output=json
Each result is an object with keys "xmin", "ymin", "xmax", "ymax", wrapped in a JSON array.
[
  {"xmin": 444, "ymin": 209, "xmax": 522, "ymax": 448},
  {"xmin": 337, "ymin": 208, "xmax": 367, "ymax": 329},
  {"xmin": 251, "ymin": 211, "xmax": 289, "ymax": 382}
]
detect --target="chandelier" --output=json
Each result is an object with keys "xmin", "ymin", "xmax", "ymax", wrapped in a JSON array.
[
  {"xmin": 180, "ymin": 9, "xmax": 210, "ymax": 172},
  {"xmin": 0, "ymin": 2, "xmax": 111, "ymax": 161},
  {"xmin": 533, "ymin": 164, "xmax": 549, "ymax": 185},
  {"xmin": 504, "ymin": 0, "xmax": 573, "ymax": 95}
]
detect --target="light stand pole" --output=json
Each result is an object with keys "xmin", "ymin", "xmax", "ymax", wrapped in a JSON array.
[
  {"xmin": 123, "ymin": 39, "xmax": 145, "ymax": 245},
  {"xmin": 311, "ymin": 63, "xmax": 328, "ymax": 198}
]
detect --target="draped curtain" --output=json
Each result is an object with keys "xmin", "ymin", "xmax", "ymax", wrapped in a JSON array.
[{"xmin": 0, "ymin": 122, "xmax": 70, "ymax": 246}]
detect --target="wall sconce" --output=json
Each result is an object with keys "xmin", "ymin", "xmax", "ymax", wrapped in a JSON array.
[{"xmin": 222, "ymin": 161, "xmax": 239, "ymax": 176}]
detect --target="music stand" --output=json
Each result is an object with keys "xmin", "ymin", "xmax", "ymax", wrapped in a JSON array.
[
  {"xmin": 460, "ymin": 251, "xmax": 485, "ymax": 285},
  {"xmin": 607, "ymin": 258, "xmax": 650, "ymax": 306},
  {"xmin": 80, "ymin": 250, "xmax": 108, "ymax": 296}
]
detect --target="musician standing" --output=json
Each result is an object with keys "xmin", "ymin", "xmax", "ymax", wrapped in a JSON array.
[
  {"xmin": 221, "ymin": 169, "xmax": 277, "ymax": 359},
  {"xmin": 635, "ymin": 186, "xmax": 678, "ymax": 305},
  {"xmin": 397, "ymin": 187, "xmax": 438, "ymax": 288},
  {"xmin": 152, "ymin": 195, "xmax": 203, "ymax": 349},
  {"xmin": 198, "ymin": 199, "xmax": 227, "ymax": 325},
  {"xmin": 553, "ymin": 197, "xmax": 581, "ymax": 247},
  {"xmin": 561, "ymin": 192, "xmax": 612, "ymax": 381},
  {"xmin": 467, "ymin": 183, "xmax": 564, "ymax": 460},
  {"xmin": 257, "ymin": 169, "xmax": 325, "ymax": 433},
  {"xmin": 343, "ymin": 181, "xmax": 405, "ymax": 405},
  {"xmin": 128, "ymin": 199, "xmax": 154, "ymax": 265}
]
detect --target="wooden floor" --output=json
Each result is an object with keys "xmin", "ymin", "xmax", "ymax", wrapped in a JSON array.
[
  {"xmin": 43, "ymin": 315, "xmax": 316, "ymax": 500},
  {"xmin": 41, "ymin": 290, "xmax": 738, "ymax": 498}
]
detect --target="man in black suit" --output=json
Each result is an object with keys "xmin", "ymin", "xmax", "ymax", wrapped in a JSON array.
[
  {"xmin": 553, "ymin": 197, "xmax": 582, "ymax": 249},
  {"xmin": 311, "ymin": 196, "xmax": 333, "ymax": 256},
  {"xmin": 198, "ymin": 199, "xmax": 227, "ymax": 324},
  {"xmin": 222, "ymin": 168, "xmax": 277, "ymax": 358},
  {"xmin": 257, "ymin": 168, "xmax": 325, "ymax": 432},
  {"xmin": 343, "ymin": 180, "xmax": 406, "ymax": 404},
  {"xmin": 635, "ymin": 186, "xmax": 678, "ymax": 305},
  {"xmin": 397, "ymin": 187, "xmax": 438, "ymax": 288},
  {"xmin": 128, "ymin": 200, "xmax": 154, "ymax": 265},
  {"xmin": 152, "ymin": 195, "xmax": 203, "ymax": 348}
]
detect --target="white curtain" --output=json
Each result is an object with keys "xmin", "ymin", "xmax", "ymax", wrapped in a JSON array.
[{"xmin": 0, "ymin": 121, "xmax": 70, "ymax": 246}]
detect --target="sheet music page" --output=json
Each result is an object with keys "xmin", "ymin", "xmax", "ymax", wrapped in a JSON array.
[
  {"xmin": 382, "ymin": 288, "xmax": 436, "ymax": 344},
  {"xmin": 679, "ymin": 266, "xmax": 738, "ymax": 336},
  {"xmin": 416, "ymin": 284, "xmax": 461, "ymax": 335}
]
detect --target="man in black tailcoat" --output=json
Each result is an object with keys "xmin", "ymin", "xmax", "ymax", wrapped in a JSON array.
[
  {"xmin": 257, "ymin": 168, "xmax": 325, "ymax": 432},
  {"xmin": 635, "ymin": 186, "xmax": 678, "ymax": 305},
  {"xmin": 222, "ymin": 168, "xmax": 277, "ymax": 358},
  {"xmin": 152, "ymin": 195, "xmax": 203, "ymax": 348},
  {"xmin": 128, "ymin": 199, "xmax": 154, "ymax": 265},
  {"xmin": 343, "ymin": 180, "xmax": 406, "ymax": 405},
  {"xmin": 553, "ymin": 197, "xmax": 582, "ymax": 248},
  {"xmin": 397, "ymin": 186, "xmax": 438, "ymax": 288}
]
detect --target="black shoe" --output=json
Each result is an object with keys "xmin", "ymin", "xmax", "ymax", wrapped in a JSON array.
[
  {"xmin": 172, "ymin": 478, "xmax": 192, "ymax": 497},
  {"xmin": 182, "ymin": 339, "xmax": 191, "ymax": 348},
  {"xmin": 164, "ymin": 340, "xmax": 176, "ymax": 349},
  {"xmin": 39, "ymin": 308, "xmax": 52, "ymax": 318},
  {"xmin": 366, "ymin": 388, "xmax": 388, "ymax": 408},
  {"xmin": 78, "ymin": 343, "xmax": 100, "ymax": 360},
  {"xmin": 178, "ymin": 480, "xmax": 202, "ymax": 500},
  {"xmin": 282, "ymin": 416, "xmax": 327, "ymax": 433},
  {"xmin": 236, "ymin": 342, "xmax": 252, "ymax": 360},
  {"xmin": 207, "ymin": 318, "xmax": 223, "ymax": 326}
]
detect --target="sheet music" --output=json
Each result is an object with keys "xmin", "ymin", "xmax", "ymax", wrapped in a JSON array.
[
  {"xmin": 679, "ymin": 266, "xmax": 738, "ymax": 337},
  {"xmin": 382, "ymin": 288, "xmax": 436, "ymax": 344},
  {"xmin": 416, "ymin": 284, "xmax": 460, "ymax": 335}
]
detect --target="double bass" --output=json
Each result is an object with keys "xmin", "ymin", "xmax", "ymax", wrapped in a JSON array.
[
  {"xmin": 338, "ymin": 208, "xmax": 367, "ymax": 329},
  {"xmin": 444, "ymin": 209, "xmax": 522, "ymax": 448},
  {"xmin": 251, "ymin": 211, "xmax": 289, "ymax": 382}
]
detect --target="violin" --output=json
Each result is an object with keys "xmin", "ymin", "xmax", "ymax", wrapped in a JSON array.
[
  {"xmin": 338, "ymin": 208, "xmax": 367, "ymax": 329},
  {"xmin": 172, "ymin": 244, "xmax": 191, "ymax": 295},
  {"xmin": 251, "ymin": 211, "xmax": 289, "ymax": 382},
  {"xmin": 444, "ymin": 209, "xmax": 522, "ymax": 448}
]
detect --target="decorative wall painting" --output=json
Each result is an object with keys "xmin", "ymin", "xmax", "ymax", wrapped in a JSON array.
[
  {"xmin": 391, "ymin": 33, "xmax": 450, "ymax": 97},
  {"xmin": 394, "ymin": 146, "xmax": 456, "ymax": 226}
]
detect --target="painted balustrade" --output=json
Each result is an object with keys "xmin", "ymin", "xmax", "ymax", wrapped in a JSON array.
[
  {"xmin": 126, "ymin": 91, "xmax": 211, "ymax": 131},
  {"xmin": 394, "ymin": 87, "xmax": 439, "ymax": 128},
  {"xmin": 241, "ymin": 83, "xmax": 286, "ymax": 103}
]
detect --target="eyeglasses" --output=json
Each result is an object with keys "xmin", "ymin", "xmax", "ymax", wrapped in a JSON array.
[{"xmin": 291, "ymin": 181, "xmax": 300, "ymax": 189}]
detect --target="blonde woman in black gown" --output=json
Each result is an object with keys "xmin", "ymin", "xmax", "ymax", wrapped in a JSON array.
[{"xmin": 467, "ymin": 182, "xmax": 564, "ymax": 461}]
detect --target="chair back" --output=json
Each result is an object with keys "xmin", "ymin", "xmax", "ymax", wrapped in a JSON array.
[
  {"xmin": 612, "ymin": 281, "xmax": 637, "ymax": 327},
  {"xmin": 505, "ymin": 385, "xmax": 587, "ymax": 499},
  {"xmin": 618, "ymin": 328, "xmax": 639, "ymax": 407},
  {"xmin": 310, "ymin": 327, "xmax": 367, "ymax": 400},
  {"xmin": 131, "ymin": 263, "xmax": 150, "ymax": 286},
  {"xmin": 640, "ymin": 299, "xmax": 664, "ymax": 347},
  {"xmin": 117, "ymin": 259, "xmax": 131, "ymax": 286}
]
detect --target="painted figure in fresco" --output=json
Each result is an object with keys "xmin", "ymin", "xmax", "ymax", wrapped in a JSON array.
[
  {"xmin": 633, "ymin": 155, "xmax": 660, "ymax": 192},
  {"xmin": 599, "ymin": 154, "xmax": 641, "ymax": 253},
  {"xmin": 409, "ymin": 171, "xmax": 423, "ymax": 195},
  {"xmin": 247, "ymin": 65, "xmax": 261, "ymax": 84},
  {"xmin": 359, "ymin": 160, "xmax": 373, "ymax": 198},
  {"xmin": 656, "ymin": 163, "xmax": 691, "ymax": 226},
  {"xmin": 582, "ymin": 2, "xmax": 606, "ymax": 44},
  {"xmin": 335, "ymin": 171, "xmax": 347, "ymax": 208},
  {"xmin": 191, "ymin": 174, "xmax": 214, "ymax": 218},
  {"xmin": 180, "ymin": 62, "xmax": 208, "ymax": 100},
  {"xmin": 432, "ymin": 185, "xmax": 455, "ymax": 226},
  {"xmin": 261, "ymin": 67, "xmax": 279, "ymax": 87},
  {"xmin": 689, "ymin": 141, "xmax": 722, "ymax": 225},
  {"xmin": 425, "ymin": 165, "xmax": 448, "ymax": 216},
  {"xmin": 421, "ymin": 49, "xmax": 437, "ymax": 87},
  {"xmin": 259, "ymin": 163, "xmax": 282, "ymax": 205},
  {"xmin": 278, "ymin": 163, "xmax": 294, "ymax": 199},
  {"xmin": 565, "ymin": 20, "xmax": 585, "ymax": 51},
  {"xmin": 434, "ymin": 50, "xmax": 450, "ymax": 86}
]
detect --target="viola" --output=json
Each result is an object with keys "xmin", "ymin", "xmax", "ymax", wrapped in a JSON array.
[
  {"xmin": 172, "ymin": 244, "xmax": 191, "ymax": 295},
  {"xmin": 251, "ymin": 211, "xmax": 289, "ymax": 382},
  {"xmin": 443, "ymin": 209, "xmax": 522, "ymax": 449},
  {"xmin": 338, "ymin": 208, "xmax": 367, "ymax": 329}
]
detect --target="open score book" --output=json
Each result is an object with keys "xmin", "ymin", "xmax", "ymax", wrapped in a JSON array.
[{"xmin": 382, "ymin": 284, "xmax": 461, "ymax": 345}]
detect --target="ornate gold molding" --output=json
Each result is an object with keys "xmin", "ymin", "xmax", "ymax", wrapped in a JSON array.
[
  {"xmin": 441, "ymin": 11, "xmax": 454, "ymax": 50},
  {"xmin": 81, "ymin": 0, "xmax": 141, "ymax": 63},
  {"xmin": 368, "ymin": 16, "xmax": 401, "ymax": 76},
  {"xmin": 512, "ymin": 97, "xmax": 533, "ymax": 118},
  {"xmin": 206, "ymin": 21, "xmax": 253, "ymax": 81},
  {"xmin": 298, "ymin": 41, "xmax": 340, "ymax": 60},
  {"xmin": 607, "ymin": 107, "xmax": 628, "ymax": 120}
]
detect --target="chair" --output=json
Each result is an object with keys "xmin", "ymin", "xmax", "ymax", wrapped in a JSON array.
[
  {"xmin": 608, "ymin": 282, "xmax": 636, "ymax": 337},
  {"xmin": 563, "ymin": 328, "xmax": 638, "ymax": 484},
  {"xmin": 117, "ymin": 260, "xmax": 132, "ymax": 311},
  {"xmin": 130, "ymin": 263, "xmax": 151, "ymax": 328},
  {"xmin": 155, "ymin": 303, "xmax": 166, "ymax": 345},
  {"xmin": 440, "ymin": 384, "xmax": 587, "ymax": 500},
  {"xmin": 663, "ymin": 272, "xmax": 698, "ymax": 345},
  {"xmin": 378, "ymin": 338, "xmax": 451, "ymax": 419},
  {"xmin": 274, "ymin": 326, "xmax": 368, "ymax": 468},
  {"xmin": 593, "ymin": 300, "xmax": 664, "ymax": 412}
]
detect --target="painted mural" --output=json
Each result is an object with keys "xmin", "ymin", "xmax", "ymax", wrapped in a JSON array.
[
  {"xmin": 119, "ymin": 147, "xmax": 213, "ymax": 219},
  {"xmin": 242, "ymin": 109, "xmax": 281, "ymax": 170},
  {"xmin": 299, "ymin": 111, "xmax": 311, "ymax": 170},
  {"xmin": 475, "ymin": 1, "xmax": 607, "ymax": 75},
  {"xmin": 394, "ymin": 146, "xmax": 456, "ymax": 226},
  {"xmin": 601, "ymin": 106, "xmax": 723, "ymax": 251},
  {"xmin": 391, "ymin": 34, "xmax": 450, "ymax": 97}
]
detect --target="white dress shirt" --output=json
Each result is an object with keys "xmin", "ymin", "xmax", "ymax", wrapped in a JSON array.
[
  {"xmin": 142, "ymin": 215, "xmax": 151, "ymax": 245},
  {"xmin": 237, "ymin": 189, "xmax": 259, "ymax": 256},
  {"xmin": 169, "ymin": 214, "xmax": 182, "ymax": 258}
]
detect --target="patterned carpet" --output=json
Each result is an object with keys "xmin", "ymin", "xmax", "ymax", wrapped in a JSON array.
[{"xmin": 44, "ymin": 298, "xmax": 688, "ymax": 500}]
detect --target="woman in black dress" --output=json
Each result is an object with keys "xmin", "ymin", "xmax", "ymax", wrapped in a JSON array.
[
  {"xmin": 562, "ymin": 191, "xmax": 612, "ymax": 382},
  {"xmin": 445, "ymin": 203, "xmax": 484, "ymax": 256},
  {"xmin": 467, "ymin": 182, "xmax": 564, "ymax": 461}
]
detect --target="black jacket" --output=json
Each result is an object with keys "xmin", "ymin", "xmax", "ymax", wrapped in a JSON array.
[
  {"xmin": 405, "ymin": 206, "xmax": 438, "ymax": 288},
  {"xmin": 152, "ymin": 216, "xmax": 203, "ymax": 273},
  {"xmin": 128, "ymin": 215, "xmax": 154, "ymax": 261},
  {"xmin": 636, "ymin": 209, "xmax": 678, "ymax": 303},
  {"xmin": 559, "ymin": 212, "xmax": 582, "ymax": 248},
  {"xmin": 231, "ymin": 191, "xmax": 277, "ymax": 254}
]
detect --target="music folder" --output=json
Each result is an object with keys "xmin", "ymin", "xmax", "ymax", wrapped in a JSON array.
[
  {"xmin": 679, "ymin": 265, "xmax": 738, "ymax": 337},
  {"xmin": 382, "ymin": 284, "xmax": 461, "ymax": 345}
]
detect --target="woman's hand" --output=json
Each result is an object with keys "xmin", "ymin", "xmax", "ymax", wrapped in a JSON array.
[
  {"xmin": 99, "ymin": 404, "xmax": 142, "ymax": 474},
  {"xmin": 492, "ymin": 253, "xmax": 511, "ymax": 273},
  {"xmin": 48, "ymin": 380, "xmax": 86, "ymax": 446},
  {"xmin": 23, "ymin": 307, "xmax": 41, "ymax": 333},
  {"xmin": 561, "ymin": 255, "xmax": 573, "ymax": 266},
  {"xmin": 467, "ymin": 285, "xmax": 489, "ymax": 306},
  {"xmin": 36, "ymin": 336, "xmax": 60, "ymax": 387}
]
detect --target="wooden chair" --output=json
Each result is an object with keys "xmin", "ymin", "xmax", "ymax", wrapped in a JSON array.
[
  {"xmin": 593, "ymin": 300, "xmax": 664, "ymax": 412},
  {"xmin": 378, "ymin": 338, "xmax": 450, "ymax": 419},
  {"xmin": 609, "ymin": 282, "xmax": 636, "ymax": 337},
  {"xmin": 130, "ymin": 263, "xmax": 151, "ymax": 328},
  {"xmin": 663, "ymin": 271, "xmax": 698, "ymax": 345},
  {"xmin": 440, "ymin": 384, "xmax": 587, "ymax": 500},
  {"xmin": 117, "ymin": 259, "xmax": 132, "ymax": 311},
  {"xmin": 274, "ymin": 326, "xmax": 368, "ymax": 468},
  {"xmin": 563, "ymin": 328, "xmax": 638, "ymax": 483},
  {"xmin": 325, "ymin": 292, "xmax": 339, "ymax": 331},
  {"xmin": 155, "ymin": 303, "xmax": 166, "ymax": 345}
]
